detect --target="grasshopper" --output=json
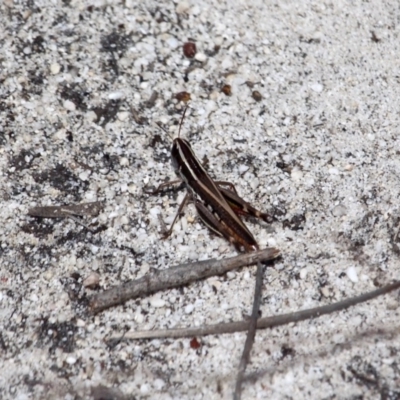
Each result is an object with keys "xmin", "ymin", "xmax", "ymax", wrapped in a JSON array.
[
  {"xmin": 146, "ymin": 107, "xmax": 274, "ymax": 399},
  {"xmin": 147, "ymin": 108, "xmax": 273, "ymax": 252}
]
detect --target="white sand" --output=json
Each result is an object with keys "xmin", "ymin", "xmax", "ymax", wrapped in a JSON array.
[{"xmin": 1, "ymin": 1, "xmax": 400, "ymax": 399}]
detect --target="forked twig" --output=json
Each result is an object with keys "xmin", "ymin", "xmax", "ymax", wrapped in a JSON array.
[
  {"xmin": 234, "ymin": 261, "xmax": 265, "ymax": 400},
  {"xmin": 108, "ymin": 280, "xmax": 400, "ymax": 400},
  {"xmin": 89, "ymin": 248, "xmax": 280, "ymax": 313},
  {"xmin": 108, "ymin": 280, "xmax": 400, "ymax": 341}
]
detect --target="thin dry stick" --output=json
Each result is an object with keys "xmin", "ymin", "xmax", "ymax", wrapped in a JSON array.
[
  {"xmin": 89, "ymin": 248, "xmax": 280, "ymax": 313},
  {"xmin": 110, "ymin": 280, "xmax": 400, "ymax": 341},
  {"xmin": 28, "ymin": 201, "xmax": 104, "ymax": 231},
  {"xmin": 28, "ymin": 201, "xmax": 103, "ymax": 217},
  {"xmin": 234, "ymin": 261, "xmax": 265, "ymax": 400}
]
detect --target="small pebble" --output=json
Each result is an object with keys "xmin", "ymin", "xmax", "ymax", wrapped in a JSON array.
[
  {"xmin": 153, "ymin": 378, "xmax": 166, "ymax": 390},
  {"xmin": 65, "ymin": 356, "xmax": 77, "ymax": 365},
  {"xmin": 226, "ymin": 271, "xmax": 236, "ymax": 280},
  {"xmin": 299, "ymin": 268, "xmax": 308, "ymax": 279},
  {"xmin": 184, "ymin": 304, "xmax": 194, "ymax": 314},
  {"xmin": 79, "ymin": 170, "xmax": 90, "ymax": 181},
  {"xmin": 183, "ymin": 42, "xmax": 196, "ymax": 58},
  {"xmin": 108, "ymin": 91, "xmax": 124, "ymax": 100},
  {"xmin": 83, "ymin": 272, "xmax": 100, "ymax": 288},
  {"xmin": 63, "ymin": 100, "xmax": 76, "ymax": 111},
  {"xmin": 30, "ymin": 293, "xmax": 38, "ymax": 302},
  {"xmin": 76, "ymin": 319, "xmax": 86, "ymax": 327},
  {"xmin": 135, "ymin": 313, "xmax": 144, "ymax": 324},
  {"xmin": 167, "ymin": 37, "xmax": 179, "ymax": 49},
  {"xmin": 320, "ymin": 286, "xmax": 330, "ymax": 297},
  {"xmin": 252, "ymin": 90, "xmax": 262, "ymax": 101},
  {"xmin": 175, "ymin": 91, "xmax": 191, "ymax": 102},
  {"xmin": 151, "ymin": 297, "xmax": 166, "ymax": 308},
  {"xmin": 50, "ymin": 62, "xmax": 61, "ymax": 74},
  {"xmin": 120, "ymin": 156, "xmax": 129, "ymax": 166},
  {"xmin": 331, "ymin": 204, "xmax": 347, "ymax": 217},
  {"xmin": 250, "ymin": 178, "xmax": 259, "ymax": 190},
  {"xmin": 291, "ymin": 168, "xmax": 303, "ymax": 181},
  {"xmin": 149, "ymin": 207, "xmax": 159, "ymax": 216},
  {"xmin": 194, "ymin": 52, "xmax": 207, "ymax": 63},
  {"xmin": 221, "ymin": 84, "xmax": 232, "ymax": 96},
  {"xmin": 311, "ymin": 83, "xmax": 323, "ymax": 93},
  {"xmin": 91, "ymin": 245, "xmax": 99, "ymax": 254},
  {"xmin": 346, "ymin": 266, "xmax": 358, "ymax": 283},
  {"xmin": 140, "ymin": 384, "xmax": 150, "ymax": 394},
  {"xmin": 117, "ymin": 111, "xmax": 130, "ymax": 121},
  {"xmin": 176, "ymin": 1, "xmax": 190, "ymax": 14}
]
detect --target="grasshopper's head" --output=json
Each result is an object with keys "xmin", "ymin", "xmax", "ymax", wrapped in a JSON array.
[{"xmin": 171, "ymin": 137, "xmax": 193, "ymax": 173}]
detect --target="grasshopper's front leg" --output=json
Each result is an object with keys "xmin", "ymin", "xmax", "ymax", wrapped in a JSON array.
[
  {"xmin": 145, "ymin": 179, "xmax": 191, "ymax": 238},
  {"xmin": 194, "ymin": 201, "xmax": 258, "ymax": 253},
  {"xmin": 159, "ymin": 192, "xmax": 191, "ymax": 239},
  {"xmin": 143, "ymin": 179, "xmax": 183, "ymax": 195}
]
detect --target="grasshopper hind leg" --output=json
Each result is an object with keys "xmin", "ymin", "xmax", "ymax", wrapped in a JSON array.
[
  {"xmin": 194, "ymin": 201, "xmax": 257, "ymax": 253},
  {"xmin": 216, "ymin": 183, "xmax": 274, "ymax": 224}
]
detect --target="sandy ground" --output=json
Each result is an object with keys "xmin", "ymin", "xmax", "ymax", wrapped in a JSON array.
[{"xmin": 1, "ymin": 0, "xmax": 400, "ymax": 399}]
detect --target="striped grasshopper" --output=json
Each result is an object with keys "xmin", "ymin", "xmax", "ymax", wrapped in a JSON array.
[
  {"xmin": 146, "ymin": 108, "xmax": 273, "ymax": 252},
  {"xmin": 146, "ymin": 107, "xmax": 274, "ymax": 399}
]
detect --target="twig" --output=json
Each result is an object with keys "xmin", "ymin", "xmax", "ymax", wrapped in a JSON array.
[
  {"xmin": 89, "ymin": 247, "xmax": 280, "ymax": 313},
  {"xmin": 27, "ymin": 201, "xmax": 104, "ymax": 233},
  {"xmin": 234, "ymin": 261, "xmax": 265, "ymax": 400},
  {"xmin": 109, "ymin": 280, "xmax": 400, "ymax": 341},
  {"xmin": 28, "ymin": 201, "xmax": 103, "ymax": 218}
]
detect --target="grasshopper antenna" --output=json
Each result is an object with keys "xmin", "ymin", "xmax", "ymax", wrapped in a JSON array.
[
  {"xmin": 155, "ymin": 121, "xmax": 174, "ymax": 141},
  {"xmin": 155, "ymin": 105, "xmax": 189, "ymax": 141},
  {"xmin": 178, "ymin": 105, "xmax": 189, "ymax": 138}
]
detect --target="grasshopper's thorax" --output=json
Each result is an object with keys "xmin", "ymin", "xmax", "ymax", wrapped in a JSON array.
[{"xmin": 171, "ymin": 138, "xmax": 204, "ymax": 186}]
